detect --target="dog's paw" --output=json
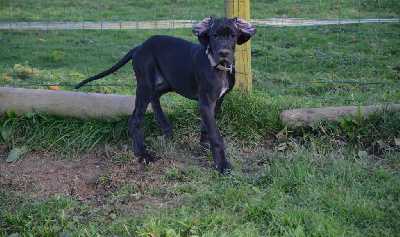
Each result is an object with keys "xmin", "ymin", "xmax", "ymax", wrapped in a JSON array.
[
  {"xmin": 215, "ymin": 161, "xmax": 233, "ymax": 174},
  {"xmin": 137, "ymin": 151, "xmax": 155, "ymax": 164}
]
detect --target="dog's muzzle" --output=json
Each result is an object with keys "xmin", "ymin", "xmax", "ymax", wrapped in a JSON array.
[{"xmin": 206, "ymin": 46, "xmax": 234, "ymax": 74}]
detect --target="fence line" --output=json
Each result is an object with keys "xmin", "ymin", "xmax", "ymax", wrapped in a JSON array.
[{"xmin": 1, "ymin": 18, "xmax": 398, "ymax": 30}]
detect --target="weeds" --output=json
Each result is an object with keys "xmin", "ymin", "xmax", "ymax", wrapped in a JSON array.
[
  {"xmin": 97, "ymin": 173, "xmax": 111, "ymax": 189},
  {"xmin": 12, "ymin": 62, "xmax": 39, "ymax": 80},
  {"xmin": 111, "ymin": 152, "xmax": 136, "ymax": 168},
  {"xmin": 337, "ymin": 105, "xmax": 365, "ymax": 144},
  {"xmin": 301, "ymin": 106, "xmax": 400, "ymax": 156}
]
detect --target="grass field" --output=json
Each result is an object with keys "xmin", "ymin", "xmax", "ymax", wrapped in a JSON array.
[
  {"xmin": 1, "ymin": 22, "xmax": 399, "ymax": 103},
  {"xmin": 1, "ymin": 0, "xmax": 399, "ymax": 21},
  {"xmin": 1, "ymin": 0, "xmax": 400, "ymax": 236},
  {"xmin": 1, "ymin": 0, "xmax": 399, "ymax": 103},
  {"xmin": 1, "ymin": 93, "xmax": 400, "ymax": 236}
]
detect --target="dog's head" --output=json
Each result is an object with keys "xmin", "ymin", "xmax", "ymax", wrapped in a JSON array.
[{"xmin": 193, "ymin": 17, "xmax": 256, "ymax": 68}]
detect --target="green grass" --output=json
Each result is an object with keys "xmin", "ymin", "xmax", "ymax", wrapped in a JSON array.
[
  {"xmin": 1, "ymin": 23, "xmax": 399, "ymax": 103},
  {"xmin": 0, "ymin": 92, "xmax": 284, "ymax": 156},
  {"xmin": 2, "ymin": 91, "xmax": 399, "ymax": 160},
  {"xmin": 252, "ymin": 23, "xmax": 400, "ymax": 103},
  {"xmin": 1, "ymin": 91, "xmax": 400, "ymax": 236},
  {"xmin": 1, "ymin": 0, "xmax": 399, "ymax": 104},
  {"xmin": 1, "ymin": 146, "xmax": 399, "ymax": 235},
  {"xmin": 1, "ymin": 0, "xmax": 398, "ymax": 21},
  {"xmin": 0, "ymin": 0, "xmax": 226, "ymax": 22},
  {"xmin": 1, "ymin": 2, "xmax": 400, "ymax": 236}
]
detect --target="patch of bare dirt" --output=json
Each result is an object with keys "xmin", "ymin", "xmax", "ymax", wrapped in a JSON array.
[
  {"xmin": 0, "ymin": 139, "xmax": 269, "ymax": 212},
  {"xmin": 0, "ymin": 145, "xmax": 200, "ymax": 205}
]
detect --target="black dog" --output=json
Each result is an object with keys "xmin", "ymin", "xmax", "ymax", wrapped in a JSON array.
[{"xmin": 75, "ymin": 17, "xmax": 256, "ymax": 173}]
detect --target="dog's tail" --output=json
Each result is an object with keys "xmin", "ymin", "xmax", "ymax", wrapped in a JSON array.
[{"xmin": 75, "ymin": 47, "xmax": 139, "ymax": 89}]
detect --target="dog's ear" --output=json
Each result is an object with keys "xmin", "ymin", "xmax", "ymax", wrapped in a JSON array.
[
  {"xmin": 193, "ymin": 17, "xmax": 214, "ymax": 46},
  {"xmin": 235, "ymin": 18, "xmax": 256, "ymax": 45}
]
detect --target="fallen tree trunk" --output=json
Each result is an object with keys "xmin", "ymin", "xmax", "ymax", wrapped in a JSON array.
[
  {"xmin": 280, "ymin": 104, "xmax": 400, "ymax": 127},
  {"xmin": 0, "ymin": 87, "xmax": 136, "ymax": 120}
]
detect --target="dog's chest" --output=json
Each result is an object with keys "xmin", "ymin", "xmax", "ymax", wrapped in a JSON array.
[
  {"xmin": 218, "ymin": 74, "xmax": 231, "ymax": 99},
  {"xmin": 219, "ymin": 84, "xmax": 229, "ymax": 99}
]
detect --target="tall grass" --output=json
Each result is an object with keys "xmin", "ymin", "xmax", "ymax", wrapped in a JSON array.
[{"xmin": 1, "ymin": 92, "xmax": 399, "ymax": 158}]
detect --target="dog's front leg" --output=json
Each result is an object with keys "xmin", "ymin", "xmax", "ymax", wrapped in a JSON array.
[
  {"xmin": 200, "ymin": 97, "xmax": 224, "ymax": 151},
  {"xmin": 198, "ymin": 99, "xmax": 232, "ymax": 173}
]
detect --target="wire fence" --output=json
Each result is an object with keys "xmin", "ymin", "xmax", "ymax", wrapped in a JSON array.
[{"xmin": 0, "ymin": 0, "xmax": 399, "ymax": 105}]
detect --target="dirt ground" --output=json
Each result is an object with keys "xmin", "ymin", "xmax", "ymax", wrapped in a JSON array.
[
  {"xmin": 0, "ymin": 137, "xmax": 271, "ymax": 212},
  {"xmin": 0, "ymin": 144, "xmax": 206, "ymax": 205}
]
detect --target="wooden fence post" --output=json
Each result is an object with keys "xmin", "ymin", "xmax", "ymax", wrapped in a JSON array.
[{"xmin": 226, "ymin": 0, "xmax": 252, "ymax": 91}]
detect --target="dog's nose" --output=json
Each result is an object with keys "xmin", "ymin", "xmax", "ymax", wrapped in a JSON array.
[{"xmin": 218, "ymin": 49, "xmax": 230, "ymax": 57}]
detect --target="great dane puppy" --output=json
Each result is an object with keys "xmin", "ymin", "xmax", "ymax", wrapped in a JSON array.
[{"xmin": 75, "ymin": 17, "xmax": 256, "ymax": 173}]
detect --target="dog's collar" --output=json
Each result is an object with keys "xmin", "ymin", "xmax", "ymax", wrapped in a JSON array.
[{"xmin": 206, "ymin": 46, "xmax": 234, "ymax": 74}]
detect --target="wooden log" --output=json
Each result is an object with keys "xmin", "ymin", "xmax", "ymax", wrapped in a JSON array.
[
  {"xmin": 0, "ymin": 87, "xmax": 136, "ymax": 120},
  {"xmin": 280, "ymin": 104, "xmax": 400, "ymax": 127}
]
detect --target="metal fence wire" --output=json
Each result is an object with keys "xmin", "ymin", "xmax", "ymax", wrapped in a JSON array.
[{"xmin": 0, "ymin": 0, "xmax": 399, "ymax": 104}]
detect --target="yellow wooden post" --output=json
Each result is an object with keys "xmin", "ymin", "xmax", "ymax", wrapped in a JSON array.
[{"xmin": 226, "ymin": 0, "xmax": 252, "ymax": 91}]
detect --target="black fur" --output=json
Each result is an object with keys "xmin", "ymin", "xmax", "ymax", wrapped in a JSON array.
[{"xmin": 75, "ymin": 17, "xmax": 256, "ymax": 173}]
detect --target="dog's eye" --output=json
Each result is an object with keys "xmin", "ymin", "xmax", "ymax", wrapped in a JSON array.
[
  {"xmin": 213, "ymin": 33, "xmax": 218, "ymax": 38},
  {"xmin": 231, "ymin": 33, "xmax": 236, "ymax": 38}
]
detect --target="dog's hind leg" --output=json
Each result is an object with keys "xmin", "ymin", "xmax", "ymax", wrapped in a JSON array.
[
  {"xmin": 151, "ymin": 80, "xmax": 173, "ymax": 136},
  {"xmin": 130, "ymin": 84, "xmax": 155, "ymax": 164}
]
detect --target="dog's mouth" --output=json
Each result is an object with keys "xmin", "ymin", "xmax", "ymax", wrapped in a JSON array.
[
  {"xmin": 218, "ymin": 59, "xmax": 230, "ymax": 67},
  {"xmin": 206, "ymin": 46, "xmax": 234, "ymax": 72},
  {"xmin": 214, "ymin": 58, "xmax": 234, "ymax": 73},
  {"xmin": 216, "ymin": 57, "xmax": 233, "ymax": 67}
]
